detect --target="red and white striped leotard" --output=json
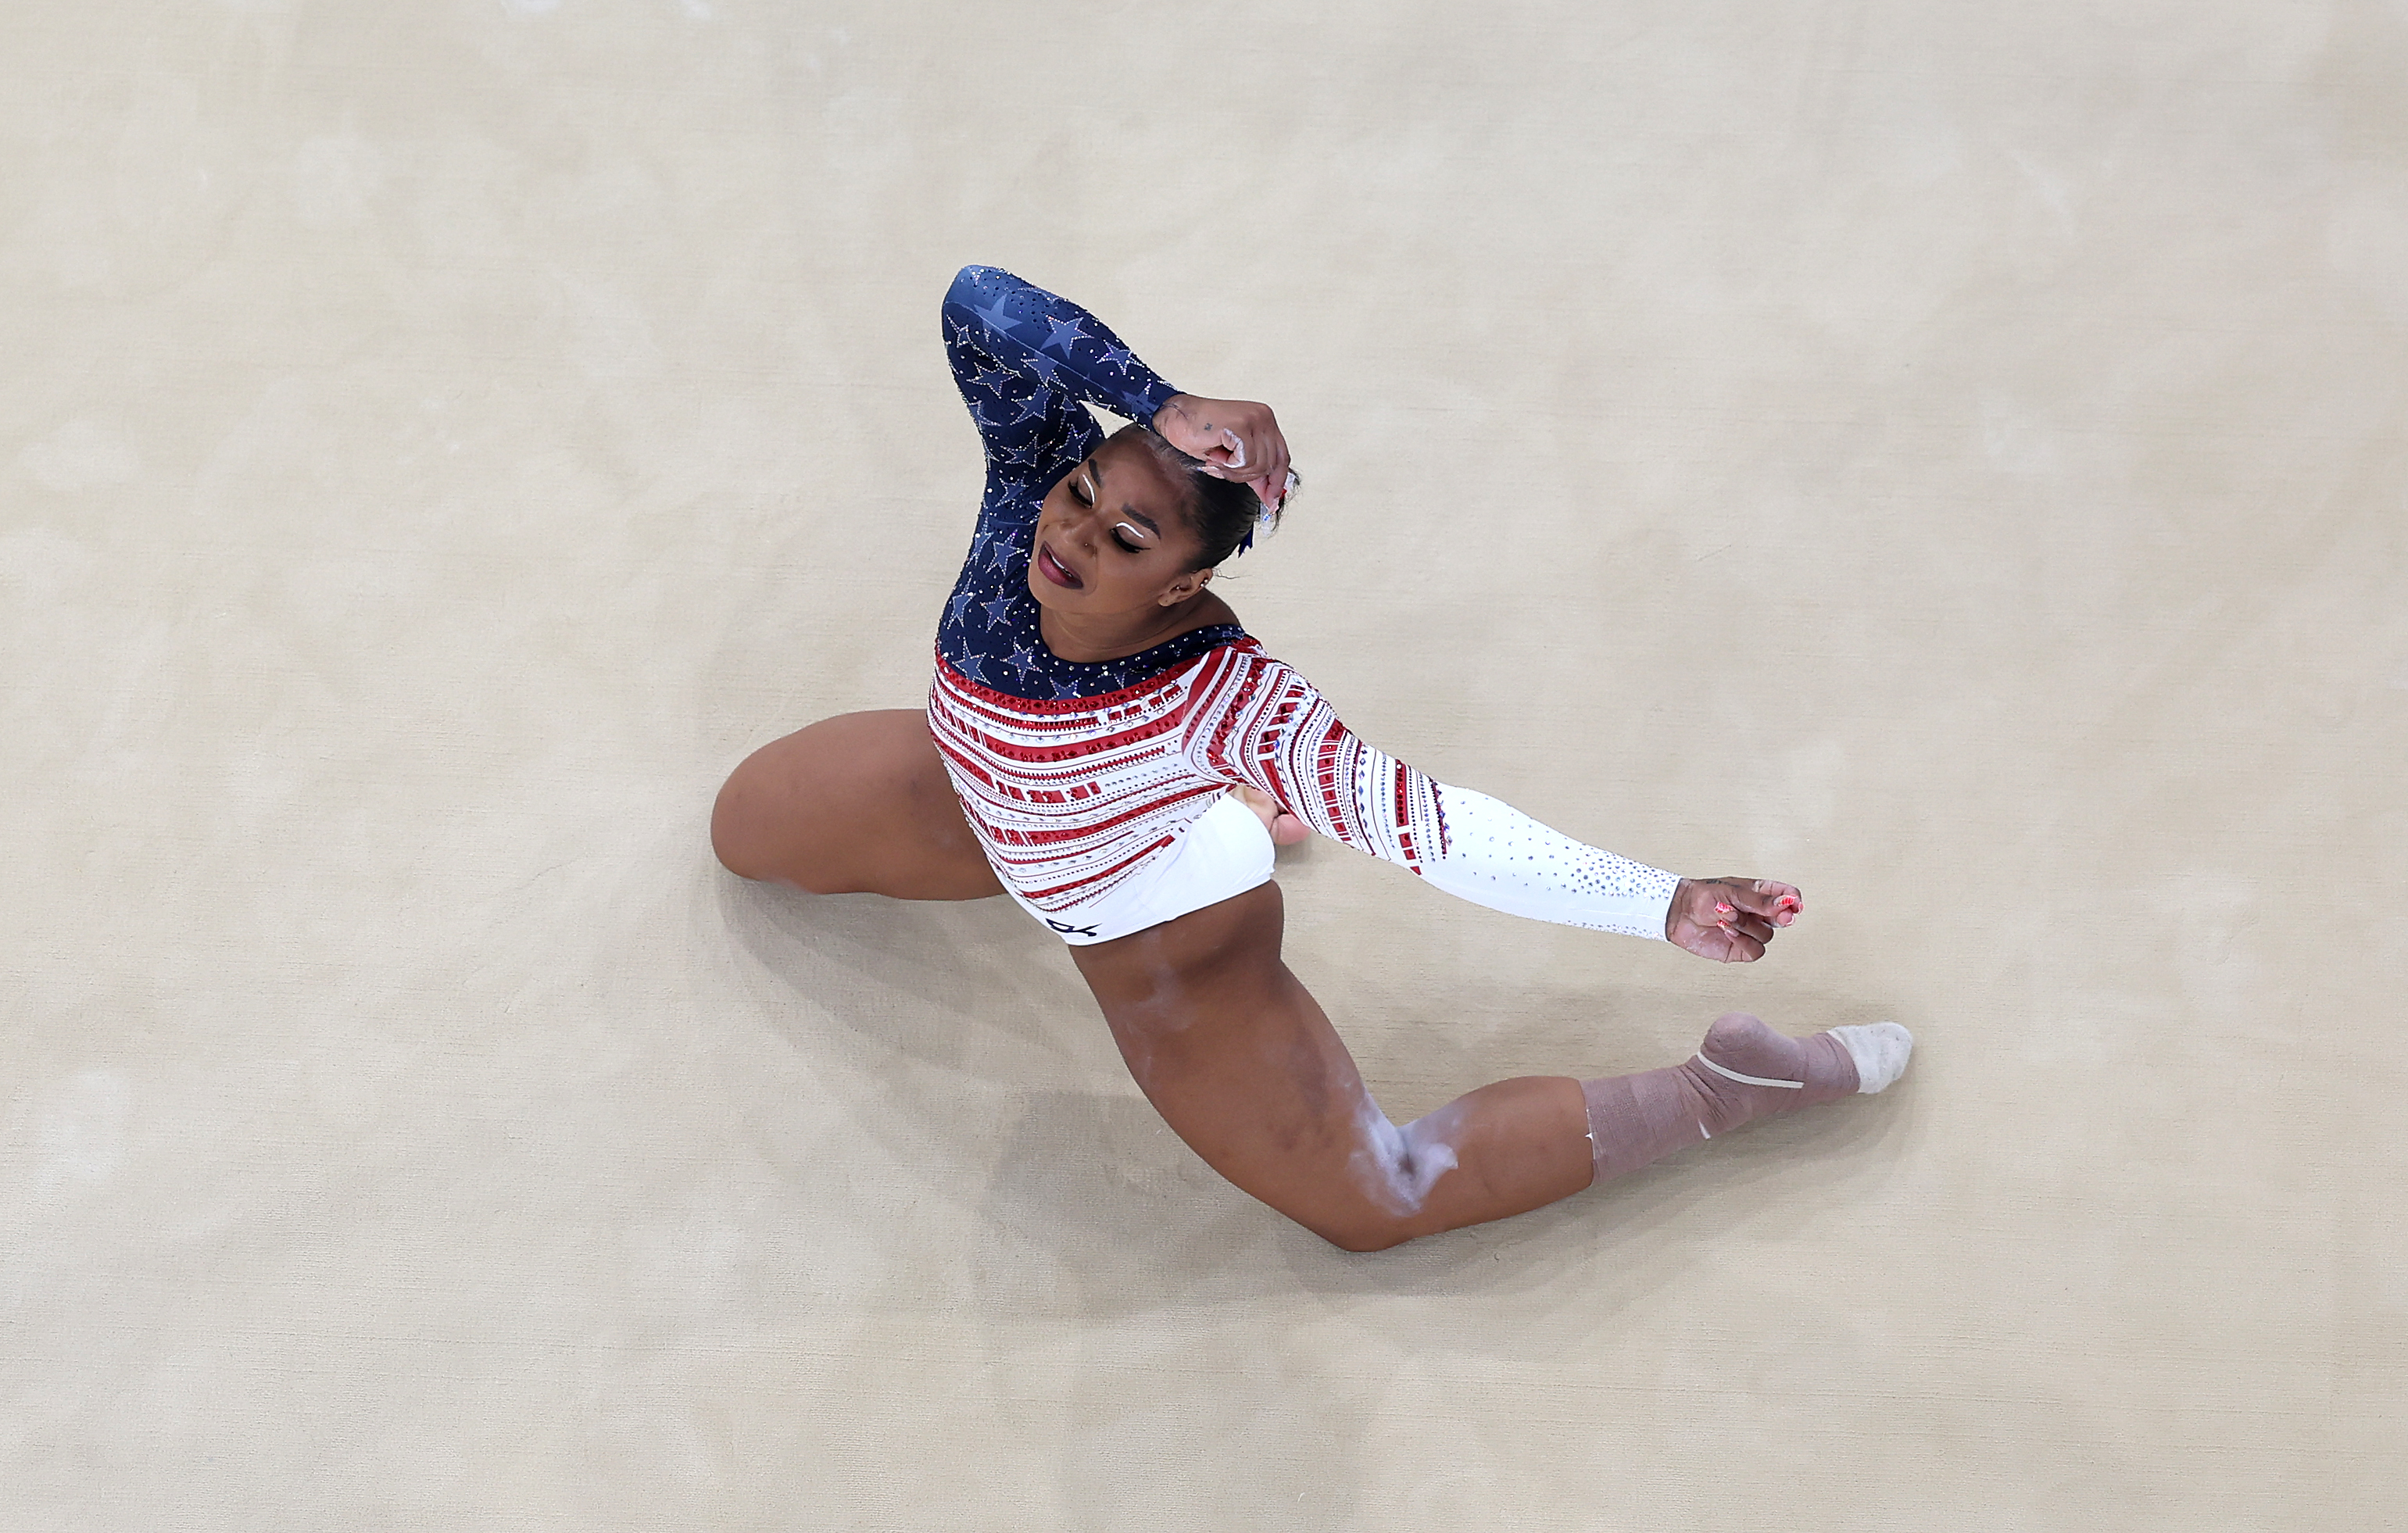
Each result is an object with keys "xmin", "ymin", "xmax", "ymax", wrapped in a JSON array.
[{"xmin": 928, "ymin": 266, "xmax": 1680, "ymax": 945}]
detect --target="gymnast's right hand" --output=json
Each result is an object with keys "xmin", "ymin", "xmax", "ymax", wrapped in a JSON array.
[
  {"xmin": 1152, "ymin": 393, "xmax": 1293, "ymax": 511},
  {"xmin": 1665, "ymin": 877, "xmax": 1803, "ymax": 963}
]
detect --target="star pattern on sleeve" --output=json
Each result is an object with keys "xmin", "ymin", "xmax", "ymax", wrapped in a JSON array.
[
  {"xmin": 949, "ymin": 588, "xmax": 976, "ymax": 626},
  {"xmin": 944, "ymin": 266, "xmax": 1180, "ymax": 495},
  {"xmin": 1018, "ymin": 349, "xmax": 1064, "ymax": 388},
  {"xmin": 982, "ymin": 592, "xmax": 1017, "ymax": 629},
  {"xmin": 971, "ymin": 294, "xmax": 1024, "ymax": 338},
  {"xmin": 1043, "ymin": 314, "xmax": 1093, "ymax": 356}
]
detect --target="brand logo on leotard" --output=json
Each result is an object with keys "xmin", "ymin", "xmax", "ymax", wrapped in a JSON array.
[{"xmin": 1047, "ymin": 919, "xmax": 1100, "ymax": 937}]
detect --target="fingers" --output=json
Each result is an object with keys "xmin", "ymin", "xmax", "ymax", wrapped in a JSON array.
[
  {"xmin": 1742, "ymin": 906, "xmax": 1785, "ymax": 938},
  {"xmin": 1251, "ymin": 433, "xmax": 1291, "ymax": 509},
  {"xmin": 1200, "ymin": 426, "xmax": 1283, "ymax": 484},
  {"xmin": 1176, "ymin": 398, "xmax": 1291, "ymax": 509},
  {"xmin": 1226, "ymin": 783, "xmax": 1311, "ymax": 847},
  {"xmin": 1194, "ymin": 426, "xmax": 1247, "ymax": 473},
  {"xmin": 1676, "ymin": 874, "xmax": 1802, "ymax": 962},
  {"xmin": 1680, "ymin": 917, "xmax": 1766, "ymax": 963},
  {"xmin": 1709, "ymin": 903, "xmax": 1776, "ymax": 945},
  {"xmin": 1720, "ymin": 878, "xmax": 1804, "ymax": 928},
  {"xmin": 1205, "ymin": 453, "xmax": 1293, "ymax": 513},
  {"xmin": 1242, "ymin": 469, "xmax": 1297, "ymax": 513},
  {"xmin": 1716, "ymin": 928, "xmax": 1767, "ymax": 963},
  {"xmin": 1215, "ymin": 439, "xmax": 1290, "ymax": 510}
]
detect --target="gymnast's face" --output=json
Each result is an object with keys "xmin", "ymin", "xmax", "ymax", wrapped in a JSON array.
[{"xmin": 1029, "ymin": 434, "xmax": 1214, "ymax": 620}]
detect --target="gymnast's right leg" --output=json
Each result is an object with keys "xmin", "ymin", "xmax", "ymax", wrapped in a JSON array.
[{"xmin": 711, "ymin": 709, "xmax": 1005, "ymax": 901}]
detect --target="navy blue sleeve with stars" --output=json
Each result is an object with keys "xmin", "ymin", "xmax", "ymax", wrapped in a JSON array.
[
  {"xmin": 942, "ymin": 264, "xmax": 1180, "ymax": 477},
  {"xmin": 932, "ymin": 266, "xmax": 1244, "ymax": 701}
]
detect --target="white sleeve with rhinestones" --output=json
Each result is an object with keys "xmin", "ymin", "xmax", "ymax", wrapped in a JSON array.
[
  {"xmin": 1417, "ymin": 783, "xmax": 1680, "ymax": 941},
  {"xmin": 1186, "ymin": 650, "xmax": 1684, "ymax": 939}
]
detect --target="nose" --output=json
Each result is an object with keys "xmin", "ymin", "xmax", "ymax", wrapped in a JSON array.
[{"xmin": 1057, "ymin": 491, "xmax": 1104, "ymax": 549}]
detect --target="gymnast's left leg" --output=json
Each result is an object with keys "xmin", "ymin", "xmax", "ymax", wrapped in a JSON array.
[{"xmin": 1072, "ymin": 881, "xmax": 1910, "ymax": 1252}]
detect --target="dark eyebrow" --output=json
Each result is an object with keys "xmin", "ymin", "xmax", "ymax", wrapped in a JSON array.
[{"xmin": 1086, "ymin": 458, "xmax": 1160, "ymax": 538}]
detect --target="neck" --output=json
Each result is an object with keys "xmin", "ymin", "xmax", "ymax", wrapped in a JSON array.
[{"xmin": 1040, "ymin": 591, "xmax": 1230, "ymax": 663}]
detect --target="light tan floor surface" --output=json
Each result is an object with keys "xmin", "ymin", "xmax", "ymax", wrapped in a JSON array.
[{"xmin": 5, "ymin": 3, "xmax": 2403, "ymax": 1528}]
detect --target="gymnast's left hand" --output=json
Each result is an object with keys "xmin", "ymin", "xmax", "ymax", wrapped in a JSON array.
[
  {"xmin": 1665, "ymin": 877, "xmax": 1802, "ymax": 963},
  {"xmin": 1152, "ymin": 394, "xmax": 1293, "ymax": 511}
]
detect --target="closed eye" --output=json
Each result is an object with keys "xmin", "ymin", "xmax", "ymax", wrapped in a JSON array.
[{"xmin": 1072, "ymin": 463, "xmax": 1147, "ymax": 554}]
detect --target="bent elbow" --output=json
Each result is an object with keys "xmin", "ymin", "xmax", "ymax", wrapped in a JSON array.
[{"xmin": 946, "ymin": 263, "xmax": 990, "ymax": 308}]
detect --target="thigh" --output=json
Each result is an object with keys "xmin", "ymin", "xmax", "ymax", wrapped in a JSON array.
[
  {"xmin": 711, "ymin": 709, "xmax": 1004, "ymax": 901},
  {"xmin": 1069, "ymin": 884, "xmax": 1434, "ymax": 1249},
  {"xmin": 1075, "ymin": 885, "xmax": 1590, "ymax": 1249}
]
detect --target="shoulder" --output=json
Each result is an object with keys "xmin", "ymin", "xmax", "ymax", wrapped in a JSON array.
[{"xmin": 1183, "ymin": 638, "xmax": 1322, "ymax": 709}]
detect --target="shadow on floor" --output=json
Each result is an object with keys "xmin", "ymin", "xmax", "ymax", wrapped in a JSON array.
[{"xmin": 708, "ymin": 865, "xmax": 1921, "ymax": 1322}]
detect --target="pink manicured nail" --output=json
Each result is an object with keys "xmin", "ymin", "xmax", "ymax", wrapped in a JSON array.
[{"xmin": 1715, "ymin": 902, "xmax": 1734, "ymax": 915}]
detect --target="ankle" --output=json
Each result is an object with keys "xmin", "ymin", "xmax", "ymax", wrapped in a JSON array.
[{"xmin": 1684, "ymin": 1014, "xmax": 1859, "ymax": 1131}]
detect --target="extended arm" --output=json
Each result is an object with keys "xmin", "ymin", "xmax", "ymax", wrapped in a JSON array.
[
  {"xmin": 940, "ymin": 265, "xmax": 1183, "ymax": 475},
  {"xmin": 1185, "ymin": 655, "xmax": 1683, "ymax": 940}
]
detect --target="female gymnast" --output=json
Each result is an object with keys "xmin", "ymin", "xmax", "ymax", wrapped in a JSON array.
[{"xmin": 711, "ymin": 266, "xmax": 1912, "ymax": 1252}]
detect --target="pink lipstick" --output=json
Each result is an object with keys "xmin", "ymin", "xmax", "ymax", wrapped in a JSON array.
[{"xmin": 1036, "ymin": 541, "xmax": 1083, "ymax": 588}]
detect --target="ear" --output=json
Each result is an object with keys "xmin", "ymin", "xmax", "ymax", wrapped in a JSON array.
[{"xmin": 1157, "ymin": 569, "xmax": 1211, "ymax": 606}]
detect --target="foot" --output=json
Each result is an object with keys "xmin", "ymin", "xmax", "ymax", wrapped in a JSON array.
[
  {"xmin": 1679, "ymin": 1013, "xmax": 1914, "ymax": 1138},
  {"xmin": 1827, "ymin": 1022, "xmax": 1914, "ymax": 1094},
  {"xmin": 1228, "ymin": 784, "xmax": 1308, "ymax": 847}
]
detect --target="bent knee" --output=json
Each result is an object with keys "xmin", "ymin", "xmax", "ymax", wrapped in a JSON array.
[
  {"xmin": 710, "ymin": 761, "xmax": 846, "ymax": 892},
  {"xmin": 710, "ymin": 774, "xmax": 768, "ymax": 881},
  {"xmin": 1302, "ymin": 1213, "xmax": 1417, "ymax": 1255},
  {"xmin": 709, "ymin": 780, "xmax": 782, "ymax": 885},
  {"xmin": 1290, "ymin": 1203, "xmax": 1415, "ymax": 1251}
]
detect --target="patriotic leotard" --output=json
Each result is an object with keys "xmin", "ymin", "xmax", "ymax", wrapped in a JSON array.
[{"xmin": 926, "ymin": 266, "xmax": 1681, "ymax": 945}]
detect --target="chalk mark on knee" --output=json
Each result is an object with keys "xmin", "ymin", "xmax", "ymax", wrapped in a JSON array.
[{"xmin": 1347, "ymin": 1095, "xmax": 1462, "ymax": 1218}]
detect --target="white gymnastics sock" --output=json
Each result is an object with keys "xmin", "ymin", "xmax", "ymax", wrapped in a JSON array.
[{"xmin": 1828, "ymin": 1022, "xmax": 1915, "ymax": 1094}]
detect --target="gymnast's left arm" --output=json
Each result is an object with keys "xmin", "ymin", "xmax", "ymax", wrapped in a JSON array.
[{"xmin": 1185, "ymin": 656, "xmax": 1802, "ymax": 960}]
